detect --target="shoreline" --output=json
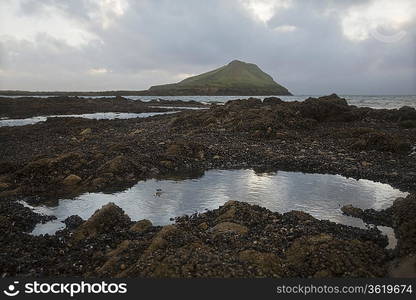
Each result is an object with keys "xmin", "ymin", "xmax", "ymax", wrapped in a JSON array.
[{"xmin": 0, "ymin": 94, "xmax": 415, "ymax": 277}]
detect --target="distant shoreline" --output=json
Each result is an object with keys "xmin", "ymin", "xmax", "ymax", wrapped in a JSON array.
[{"xmin": 0, "ymin": 90, "xmax": 293, "ymax": 97}]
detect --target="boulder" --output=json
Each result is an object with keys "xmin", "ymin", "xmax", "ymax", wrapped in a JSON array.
[
  {"xmin": 216, "ymin": 206, "xmax": 237, "ymax": 222},
  {"xmin": 285, "ymin": 234, "xmax": 387, "ymax": 277},
  {"xmin": 80, "ymin": 128, "xmax": 92, "ymax": 135},
  {"xmin": 299, "ymin": 94, "xmax": 353, "ymax": 122},
  {"xmin": 238, "ymin": 249, "xmax": 282, "ymax": 275},
  {"xmin": 146, "ymin": 225, "xmax": 178, "ymax": 253},
  {"xmin": 212, "ymin": 222, "xmax": 248, "ymax": 235},
  {"xmin": 63, "ymin": 215, "xmax": 84, "ymax": 230},
  {"xmin": 130, "ymin": 219, "xmax": 152, "ymax": 233},
  {"xmin": 72, "ymin": 203, "xmax": 131, "ymax": 241},
  {"xmin": 263, "ymin": 97, "xmax": 284, "ymax": 105},
  {"xmin": 63, "ymin": 174, "xmax": 82, "ymax": 186},
  {"xmin": 341, "ymin": 205, "xmax": 364, "ymax": 218},
  {"xmin": 0, "ymin": 182, "xmax": 11, "ymax": 191},
  {"xmin": 351, "ymin": 131, "xmax": 410, "ymax": 153},
  {"xmin": 391, "ymin": 195, "xmax": 416, "ymax": 256},
  {"xmin": 99, "ymin": 155, "xmax": 135, "ymax": 175}
]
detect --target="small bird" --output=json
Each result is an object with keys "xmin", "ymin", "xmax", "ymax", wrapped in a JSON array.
[{"xmin": 154, "ymin": 188, "xmax": 163, "ymax": 197}]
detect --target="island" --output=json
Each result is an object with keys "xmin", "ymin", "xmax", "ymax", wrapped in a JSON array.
[{"xmin": 0, "ymin": 60, "xmax": 292, "ymax": 97}]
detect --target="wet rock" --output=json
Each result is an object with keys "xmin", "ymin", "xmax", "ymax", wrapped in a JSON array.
[
  {"xmin": 99, "ymin": 156, "xmax": 135, "ymax": 175},
  {"xmin": 72, "ymin": 203, "xmax": 131, "ymax": 241},
  {"xmin": 388, "ymin": 255, "xmax": 416, "ymax": 278},
  {"xmin": 159, "ymin": 160, "xmax": 174, "ymax": 169},
  {"xmin": 299, "ymin": 94, "xmax": 353, "ymax": 122},
  {"xmin": 263, "ymin": 97, "xmax": 284, "ymax": 105},
  {"xmin": 63, "ymin": 215, "xmax": 84, "ymax": 230},
  {"xmin": 285, "ymin": 234, "xmax": 388, "ymax": 277},
  {"xmin": 165, "ymin": 141, "xmax": 205, "ymax": 159},
  {"xmin": 212, "ymin": 222, "xmax": 249, "ymax": 235},
  {"xmin": 341, "ymin": 205, "xmax": 393, "ymax": 227},
  {"xmin": 391, "ymin": 195, "xmax": 416, "ymax": 256},
  {"xmin": 80, "ymin": 128, "xmax": 92, "ymax": 135},
  {"xmin": 146, "ymin": 225, "xmax": 178, "ymax": 253},
  {"xmin": 130, "ymin": 219, "xmax": 152, "ymax": 233},
  {"xmin": 351, "ymin": 131, "xmax": 410, "ymax": 153},
  {"xmin": 63, "ymin": 174, "xmax": 82, "ymax": 186},
  {"xmin": 0, "ymin": 182, "xmax": 11, "ymax": 191},
  {"xmin": 238, "ymin": 250, "xmax": 282, "ymax": 275},
  {"xmin": 398, "ymin": 106, "xmax": 416, "ymax": 121},
  {"xmin": 216, "ymin": 206, "xmax": 237, "ymax": 222},
  {"xmin": 341, "ymin": 205, "xmax": 364, "ymax": 218},
  {"xmin": 91, "ymin": 177, "xmax": 107, "ymax": 187},
  {"xmin": 197, "ymin": 222, "xmax": 209, "ymax": 230},
  {"xmin": 399, "ymin": 120, "xmax": 416, "ymax": 129},
  {"xmin": 96, "ymin": 240, "xmax": 134, "ymax": 276},
  {"xmin": 129, "ymin": 128, "xmax": 145, "ymax": 136}
]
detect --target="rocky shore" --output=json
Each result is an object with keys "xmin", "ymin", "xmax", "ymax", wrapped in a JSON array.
[
  {"xmin": 0, "ymin": 94, "xmax": 415, "ymax": 277},
  {"xmin": 0, "ymin": 96, "xmax": 207, "ymax": 119}
]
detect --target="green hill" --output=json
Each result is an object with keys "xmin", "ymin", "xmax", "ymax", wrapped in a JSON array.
[{"xmin": 148, "ymin": 60, "xmax": 292, "ymax": 96}]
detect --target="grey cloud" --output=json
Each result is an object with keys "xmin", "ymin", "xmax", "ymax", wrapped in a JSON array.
[{"xmin": 0, "ymin": 0, "xmax": 415, "ymax": 94}]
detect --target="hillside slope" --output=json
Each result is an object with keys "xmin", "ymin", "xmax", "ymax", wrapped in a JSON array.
[{"xmin": 148, "ymin": 60, "xmax": 292, "ymax": 96}]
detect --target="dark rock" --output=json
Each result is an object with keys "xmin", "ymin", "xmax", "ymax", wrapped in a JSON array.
[
  {"xmin": 63, "ymin": 174, "xmax": 82, "ymax": 186},
  {"xmin": 299, "ymin": 94, "xmax": 353, "ymax": 122},
  {"xmin": 351, "ymin": 131, "xmax": 411, "ymax": 153},
  {"xmin": 63, "ymin": 215, "xmax": 84, "ymax": 230},
  {"xmin": 72, "ymin": 203, "xmax": 131, "ymax": 241},
  {"xmin": 130, "ymin": 219, "xmax": 152, "ymax": 233}
]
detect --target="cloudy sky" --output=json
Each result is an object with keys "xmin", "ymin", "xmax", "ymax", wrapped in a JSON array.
[{"xmin": 0, "ymin": 0, "xmax": 415, "ymax": 94}]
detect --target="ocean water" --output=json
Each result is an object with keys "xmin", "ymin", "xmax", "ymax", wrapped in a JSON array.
[
  {"xmin": 0, "ymin": 111, "xmax": 178, "ymax": 127},
  {"xmin": 135, "ymin": 95, "xmax": 416, "ymax": 110},
  {"xmin": 3, "ymin": 94, "xmax": 415, "ymax": 109},
  {"xmin": 26, "ymin": 169, "xmax": 408, "ymax": 248}
]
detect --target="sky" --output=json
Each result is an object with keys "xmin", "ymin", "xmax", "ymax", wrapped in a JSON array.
[{"xmin": 0, "ymin": 0, "xmax": 415, "ymax": 95}]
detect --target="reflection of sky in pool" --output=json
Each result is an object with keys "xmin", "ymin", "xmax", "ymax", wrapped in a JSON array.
[
  {"xmin": 0, "ymin": 111, "xmax": 177, "ymax": 127},
  {"xmin": 26, "ymin": 169, "xmax": 408, "ymax": 245}
]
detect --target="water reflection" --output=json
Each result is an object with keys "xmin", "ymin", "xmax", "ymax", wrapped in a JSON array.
[
  {"xmin": 0, "ymin": 111, "xmax": 177, "ymax": 127},
  {"xmin": 28, "ymin": 169, "xmax": 408, "ymax": 238}
]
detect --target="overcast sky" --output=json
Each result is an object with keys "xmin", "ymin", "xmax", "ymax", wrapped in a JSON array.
[{"xmin": 0, "ymin": 0, "xmax": 415, "ymax": 94}]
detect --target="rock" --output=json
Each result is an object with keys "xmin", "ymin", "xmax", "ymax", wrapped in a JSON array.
[
  {"xmin": 129, "ymin": 219, "xmax": 152, "ymax": 233},
  {"xmin": 72, "ymin": 203, "xmax": 131, "ymax": 241},
  {"xmin": 96, "ymin": 240, "xmax": 133, "ymax": 276},
  {"xmin": 391, "ymin": 194, "xmax": 416, "ymax": 256},
  {"xmin": 160, "ymin": 160, "xmax": 174, "ymax": 169},
  {"xmin": 146, "ymin": 225, "xmax": 178, "ymax": 253},
  {"xmin": 216, "ymin": 206, "xmax": 237, "ymax": 222},
  {"xmin": 0, "ymin": 182, "xmax": 10, "ymax": 191},
  {"xmin": 388, "ymin": 255, "xmax": 416, "ymax": 278},
  {"xmin": 263, "ymin": 97, "xmax": 283, "ymax": 105},
  {"xmin": 223, "ymin": 200, "xmax": 238, "ymax": 207},
  {"xmin": 63, "ymin": 174, "xmax": 82, "ymax": 186},
  {"xmin": 299, "ymin": 94, "xmax": 353, "ymax": 122},
  {"xmin": 129, "ymin": 128, "xmax": 144, "ymax": 136},
  {"xmin": 341, "ymin": 205, "xmax": 364, "ymax": 218},
  {"xmin": 212, "ymin": 222, "xmax": 248, "ymax": 235},
  {"xmin": 238, "ymin": 249, "xmax": 282, "ymax": 275},
  {"xmin": 99, "ymin": 156, "xmax": 133, "ymax": 175},
  {"xmin": 197, "ymin": 222, "xmax": 209, "ymax": 230},
  {"xmin": 80, "ymin": 128, "xmax": 92, "ymax": 135},
  {"xmin": 351, "ymin": 131, "xmax": 411, "ymax": 153},
  {"xmin": 285, "ymin": 234, "xmax": 387, "ymax": 277},
  {"xmin": 361, "ymin": 161, "xmax": 371, "ymax": 167},
  {"xmin": 341, "ymin": 204, "xmax": 393, "ymax": 227},
  {"xmin": 63, "ymin": 215, "xmax": 84, "ymax": 230},
  {"xmin": 91, "ymin": 177, "xmax": 107, "ymax": 187}
]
